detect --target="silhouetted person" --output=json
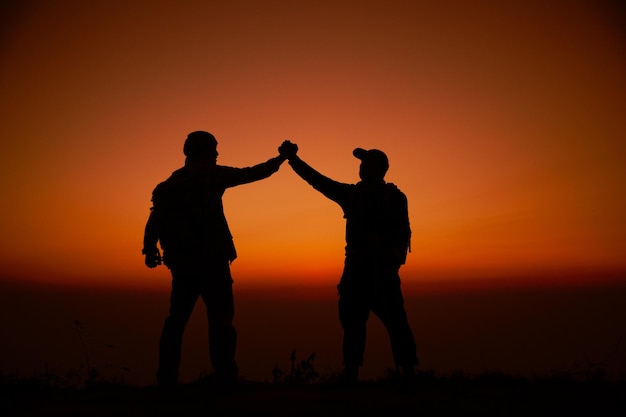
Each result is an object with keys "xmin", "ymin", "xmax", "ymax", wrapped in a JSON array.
[
  {"xmin": 279, "ymin": 141, "xmax": 418, "ymax": 385},
  {"xmin": 143, "ymin": 131, "xmax": 288, "ymax": 388}
]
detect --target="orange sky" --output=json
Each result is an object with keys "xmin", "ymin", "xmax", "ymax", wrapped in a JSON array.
[{"xmin": 1, "ymin": 0, "xmax": 625, "ymax": 290}]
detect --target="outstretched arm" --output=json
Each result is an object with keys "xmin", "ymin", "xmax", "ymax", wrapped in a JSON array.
[
  {"xmin": 221, "ymin": 151, "xmax": 288, "ymax": 188},
  {"xmin": 279, "ymin": 141, "xmax": 351, "ymax": 204}
]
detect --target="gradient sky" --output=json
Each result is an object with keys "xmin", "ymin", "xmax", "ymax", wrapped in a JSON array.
[{"xmin": 1, "ymin": 0, "xmax": 625, "ymax": 289}]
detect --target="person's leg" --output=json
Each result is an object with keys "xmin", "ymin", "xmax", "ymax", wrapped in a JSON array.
[
  {"xmin": 338, "ymin": 288, "xmax": 370, "ymax": 383},
  {"xmin": 372, "ymin": 274, "xmax": 418, "ymax": 378},
  {"xmin": 201, "ymin": 259, "xmax": 238, "ymax": 382},
  {"xmin": 157, "ymin": 275, "xmax": 200, "ymax": 386}
]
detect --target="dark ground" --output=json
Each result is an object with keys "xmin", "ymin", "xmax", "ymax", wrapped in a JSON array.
[
  {"xmin": 2, "ymin": 278, "xmax": 625, "ymax": 415},
  {"xmin": 3, "ymin": 373, "xmax": 624, "ymax": 417}
]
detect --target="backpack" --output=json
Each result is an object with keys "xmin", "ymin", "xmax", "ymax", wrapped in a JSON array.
[
  {"xmin": 346, "ymin": 182, "xmax": 411, "ymax": 264},
  {"xmin": 383, "ymin": 183, "xmax": 412, "ymax": 264}
]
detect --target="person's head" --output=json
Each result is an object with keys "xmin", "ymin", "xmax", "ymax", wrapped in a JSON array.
[
  {"xmin": 353, "ymin": 148, "xmax": 389, "ymax": 181},
  {"xmin": 183, "ymin": 131, "xmax": 218, "ymax": 164}
]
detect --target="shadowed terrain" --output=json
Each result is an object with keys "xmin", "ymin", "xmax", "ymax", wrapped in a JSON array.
[
  {"xmin": 2, "ymin": 279, "xmax": 625, "ymax": 385},
  {"xmin": 2, "ymin": 277, "xmax": 626, "ymax": 415},
  {"xmin": 2, "ymin": 371, "xmax": 624, "ymax": 417}
]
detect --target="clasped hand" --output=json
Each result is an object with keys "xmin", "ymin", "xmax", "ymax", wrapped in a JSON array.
[{"xmin": 279, "ymin": 140, "xmax": 298, "ymax": 159}]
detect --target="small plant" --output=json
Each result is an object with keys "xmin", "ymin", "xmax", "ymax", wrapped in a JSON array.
[
  {"xmin": 74, "ymin": 320, "xmax": 92, "ymax": 383},
  {"xmin": 73, "ymin": 320, "xmax": 131, "ymax": 387},
  {"xmin": 272, "ymin": 350, "xmax": 320, "ymax": 384}
]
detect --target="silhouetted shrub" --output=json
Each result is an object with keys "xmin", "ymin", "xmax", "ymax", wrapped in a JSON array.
[{"xmin": 272, "ymin": 350, "xmax": 320, "ymax": 384}]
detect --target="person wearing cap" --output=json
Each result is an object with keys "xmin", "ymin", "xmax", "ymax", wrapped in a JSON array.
[
  {"xmin": 278, "ymin": 141, "xmax": 418, "ymax": 385},
  {"xmin": 143, "ymin": 131, "xmax": 288, "ymax": 388}
]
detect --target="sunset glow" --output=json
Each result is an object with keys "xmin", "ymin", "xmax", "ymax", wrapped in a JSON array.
[
  {"xmin": 3, "ymin": 1, "xmax": 626, "ymax": 390},
  {"xmin": 1, "ymin": 0, "xmax": 625, "ymax": 290}
]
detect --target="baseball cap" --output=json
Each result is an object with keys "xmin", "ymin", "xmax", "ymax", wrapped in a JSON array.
[{"xmin": 353, "ymin": 148, "xmax": 389, "ymax": 172}]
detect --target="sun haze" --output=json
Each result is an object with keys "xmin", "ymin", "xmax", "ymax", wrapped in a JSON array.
[{"xmin": 1, "ymin": 0, "xmax": 625, "ymax": 290}]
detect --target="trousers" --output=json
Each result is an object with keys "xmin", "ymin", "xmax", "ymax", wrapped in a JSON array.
[
  {"xmin": 157, "ymin": 258, "xmax": 238, "ymax": 385},
  {"xmin": 338, "ymin": 255, "xmax": 418, "ymax": 372}
]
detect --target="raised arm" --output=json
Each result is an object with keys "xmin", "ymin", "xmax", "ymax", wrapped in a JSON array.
[
  {"xmin": 220, "ymin": 152, "xmax": 287, "ymax": 188},
  {"xmin": 279, "ymin": 141, "xmax": 351, "ymax": 204}
]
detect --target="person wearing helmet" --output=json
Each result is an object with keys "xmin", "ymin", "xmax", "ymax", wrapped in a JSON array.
[
  {"xmin": 143, "ymin": 131, "xmax": 288, "ymax": 388},
  {"xmin": 278, "ymin": 140, "xmax": 418, "ymax": 386}
]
